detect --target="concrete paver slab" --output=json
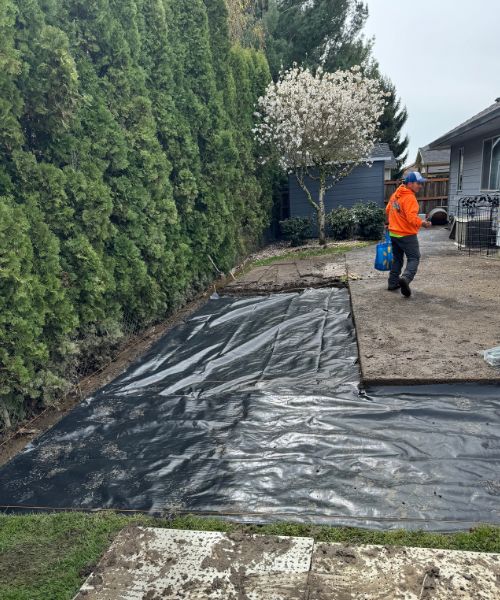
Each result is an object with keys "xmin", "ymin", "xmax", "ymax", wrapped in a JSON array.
[
  {"xmin": 225, "ymin": 256, "xmax": 346, "ymax": 294},
  {"xmin": 74, "ymin": 528, "xmax": 500, "ymax": 599},
  {"xmin": 310, "ymin": 542, "xmax": 500, "ymax": 599},
  {"xmin": 75, "ymin": 527, "xmax": 313, "ymax": 600}
]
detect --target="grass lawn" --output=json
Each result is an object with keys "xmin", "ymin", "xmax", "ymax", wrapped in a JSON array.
[{"xmin": 0, "ymin": 512, "xmax": 499, "ymax": 600}]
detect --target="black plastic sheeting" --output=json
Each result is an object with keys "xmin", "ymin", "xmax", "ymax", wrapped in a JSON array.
[{"xmin": 1, "ymin": 289, "xmax": 499, "ymax": 531}]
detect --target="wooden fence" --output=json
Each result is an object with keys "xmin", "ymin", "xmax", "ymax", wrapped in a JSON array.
[{"xmin": 384, "ymin": 178, "xmax": 449, "ymax": 214}]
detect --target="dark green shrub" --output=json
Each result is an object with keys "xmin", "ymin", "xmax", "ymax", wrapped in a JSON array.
[
  {"xmin": 0, "ymin": 0, "xmax": 273, "ymax": 428},
  {"xmin": 352, "ymin": 202, "xmax": 386, "ymax": 240},
  {"xmin": 279, "ymin": 217, "xmax": 313, "ymax": 246},
  {"xmin": 327, "ymin": 206, "xmax": 356, "ymax": 240}
]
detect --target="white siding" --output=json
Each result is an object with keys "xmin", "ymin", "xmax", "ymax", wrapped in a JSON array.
[{"xmin": 448, "ymin": 129, "xmax": 500, "ymax": 216}]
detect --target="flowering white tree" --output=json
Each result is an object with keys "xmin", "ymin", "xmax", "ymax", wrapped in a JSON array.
[{"xmin": 254, "ymin": 65, "xmax": 386, "ymax": 245}]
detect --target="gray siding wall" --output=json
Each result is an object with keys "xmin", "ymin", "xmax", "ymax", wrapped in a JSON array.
[
  {"xmin": 289, "ymin": 162, "xmax": 384, "ymax": 219},
  {"xmin": 448, "ymin": 128, "xmax": 500, "ymax": 216}
]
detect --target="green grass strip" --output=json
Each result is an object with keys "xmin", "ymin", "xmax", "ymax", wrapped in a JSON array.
[{"xmin": 0, "ymin": 512, "xmax": 498, "ymax": 600}]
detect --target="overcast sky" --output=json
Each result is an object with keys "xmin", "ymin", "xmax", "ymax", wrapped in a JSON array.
[{"xmin": 363, "ymin": 0, "xmax": 500, "ymax": 165}]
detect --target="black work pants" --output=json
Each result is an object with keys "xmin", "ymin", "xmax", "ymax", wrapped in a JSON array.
[{"xmin": 388, "ymin": 234, "xmax": 421, "ymax": 286}]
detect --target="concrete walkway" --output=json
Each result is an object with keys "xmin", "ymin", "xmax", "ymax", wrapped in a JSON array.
[
  {"xmin": 75, "ymin": 527, "xmax": 500, "ymax": 599},
  {"xmin": 347, "ymin": 227, "xmax": 500, "ymax": 384}
]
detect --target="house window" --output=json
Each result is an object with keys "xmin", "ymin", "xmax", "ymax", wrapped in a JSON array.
[
  {"xmin": 457, "ymin": 147, "xmax": 464, "ymax": 191},
  {"xmin": 481, "ymin": 136, "xmax": 500, "ymax": 191}
]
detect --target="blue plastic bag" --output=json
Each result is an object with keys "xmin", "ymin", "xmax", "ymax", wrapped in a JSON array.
[{"xmin": 374, "ymin": 231, "xmax": 393, "ymax": 271}]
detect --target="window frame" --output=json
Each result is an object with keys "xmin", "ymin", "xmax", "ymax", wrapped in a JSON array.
[{"xmin": 480, "ymin": 135, "xmax": 500, "ymax": 192}]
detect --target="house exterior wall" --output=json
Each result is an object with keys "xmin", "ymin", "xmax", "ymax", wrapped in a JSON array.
[
  {"xmin": 426, "ymin": 164, "xmax": 450, "ymax": 176},
  {"xmin": 448, "ymin": 128, "xmax": 500, "ymax": 217},
  {"xmin": 289, "ymin": 162, "xmax": 384, "ymax": 219}
]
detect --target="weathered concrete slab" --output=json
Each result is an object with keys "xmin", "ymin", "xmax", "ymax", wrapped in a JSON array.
[
  {"xmin": 75, "ymin": 528, "xmax": 500, "ymax": 599},
  {"xmin": 347, "ymin": 227, "xmax": 500, "ymax": 384},
  {"xmin": 309, "ymin": 542, "xmax": 500, "ymax": 599},
  {"xmin": 224, "ymin": 257, "xmax": 347, "ymax": 294},
  {"xmin": 75, "ymin": 527, "xmax": 313, "ymax": 600}
]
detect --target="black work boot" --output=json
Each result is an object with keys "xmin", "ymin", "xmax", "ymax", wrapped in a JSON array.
[
  {"xmin": 387, "ymin": 283, "xmax": 400, "ymax": 291},
  {"xmin": 399, "ymin": 276, "xmax": 411, "ymax": 297}
]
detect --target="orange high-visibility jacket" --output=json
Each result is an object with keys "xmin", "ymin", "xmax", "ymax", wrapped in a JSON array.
[{"xmin": 386, "ymin": 185, "xmax": 423, "ymax": 236}]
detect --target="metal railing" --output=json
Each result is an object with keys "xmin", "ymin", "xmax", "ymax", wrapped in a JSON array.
[{"xmin": 455, "ymin": 195, "xmax": 500, "ymax": 258}]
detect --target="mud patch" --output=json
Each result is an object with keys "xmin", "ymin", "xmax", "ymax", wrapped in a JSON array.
[
  {"xmin": 201, "ymin": 532, "xmax": 293, "ymax": 572},
  {"xmin": 420, "ymin": 565, "xmax": 441, "ymax": 599}
]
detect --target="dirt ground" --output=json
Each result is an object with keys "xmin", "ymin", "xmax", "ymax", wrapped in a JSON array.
[
  {"xmin": 225, "ymin": 227, "xmax": 500, "ymax": 384},
  {"xmin": 347, "ymin": 227, "xmax": 500, "ymax": 384}
]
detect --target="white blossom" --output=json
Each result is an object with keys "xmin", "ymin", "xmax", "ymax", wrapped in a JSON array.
[{"xmin": 253, "ymin": 65, "xmax": 386, "ymax": 244}]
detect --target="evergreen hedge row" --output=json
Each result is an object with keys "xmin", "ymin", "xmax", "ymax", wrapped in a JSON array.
[{"xmin": 0, "ymin": 0, "xmax": 272, "ymax": 426}]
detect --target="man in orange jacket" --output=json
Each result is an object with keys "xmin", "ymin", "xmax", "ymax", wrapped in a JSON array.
[{"xmin": 386, "ymin": 171, "xmax": 432, "ymax": 297}]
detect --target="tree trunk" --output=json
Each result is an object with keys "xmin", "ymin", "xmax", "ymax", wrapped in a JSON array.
[
  {"xmin": 1, "ymin": 402, "xmax": 11, "ymax": 429},
  {"xmin": 318, "ymin": 182, "xmax": 326, "ymax": 246}
]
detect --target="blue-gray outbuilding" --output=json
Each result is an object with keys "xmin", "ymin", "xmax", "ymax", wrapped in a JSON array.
[{"xmin": 287, "ymin": 143, "xmax": 396, "ymax": 220}]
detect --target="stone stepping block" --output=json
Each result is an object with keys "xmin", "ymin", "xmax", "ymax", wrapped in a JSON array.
[
  {"xmin": 309, "ymin": 542, "xmax": 500, "ymax": 599},
  {"xmin": 74, "ymin": 527, "xmax": 314, "ymax": 600}
]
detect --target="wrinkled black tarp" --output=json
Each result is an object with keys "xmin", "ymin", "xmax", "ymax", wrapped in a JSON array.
[{"xmin": 1, "ymin": 289, "xmax": 499, "ymax": 530}]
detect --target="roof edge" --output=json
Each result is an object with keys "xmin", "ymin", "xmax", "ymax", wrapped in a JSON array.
[
  {"xmin": 369, "ymin": 156, "xmax": 394, "ymax": 162},
  {"xmin": 429, "ymin": 105, "xmax": 500, "ymax": 149}
]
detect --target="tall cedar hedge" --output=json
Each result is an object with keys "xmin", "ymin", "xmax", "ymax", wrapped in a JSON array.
[{"xmin": 0, "ymin": 0, "xmax": 272, "ymax": 426}]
